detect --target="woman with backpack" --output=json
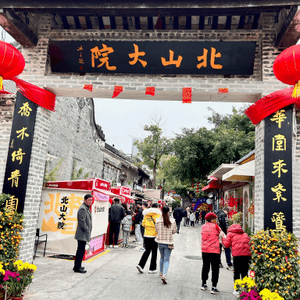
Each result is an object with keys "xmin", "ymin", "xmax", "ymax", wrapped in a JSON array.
[
  {"xmin": 155, "ymin": 206, "xmax": 177, "ymax": 284},
  {"xmin": 136, "ymin": 203, "xmax": 162, "ymax": 274}
]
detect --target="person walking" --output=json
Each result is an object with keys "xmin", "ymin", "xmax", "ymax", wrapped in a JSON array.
[
  {"xmin": 182, "ymin": 208, "xmax": 187, "ymax": 226},
  {"xmin": 201, "ymin": 209, "xmax": 206, "ymax": 224},
  {"xmin": 222, "ymin": 224, "xmax": 251, "ymax": 298},
  {"xmin": 201, "ymin": 212, "xmax": 222, "ymax": 295},
  {"xmin": 195, "ymin": 209, "xmax": 200, "ymax": 224},
  {"xmin": 136, "ymin": 203, "xmax": 162, "ymax": 274},
  {"xmin": 190, "ymin": 211, "xmax": 195, "ymax": 227},
  {"xmin": 186, "ymin": 207, "xmax": 190, "ymax": 226},
  {"xmin": 217, "ymin": 207, "xmax": 233, "ymax": 270},
  {"xmin": 109, "ymin": 198, "xmax": 125, "ymax": 248},
  {"xmin": 155, "ymin": 206, "xmax": 177, "ymax": 284},
  {"xmin": 73, "ymin": 194, "xmax": 93, "ymax": 273},
  {"xmin": 121, "ymin": 210, "xmax": 132, "ymax": 248},
  {"xmin": 173, "ymin": 204, "xmax": 183, "ymax": 233},
  {"xmin": 134, "ymin": 202, "xmax": 143, "ymax": 245}
]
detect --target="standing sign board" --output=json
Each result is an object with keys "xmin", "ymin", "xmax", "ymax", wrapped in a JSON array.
[
  {"xmin": 264, "ymin": 106, "xmax": 293, "ymax": 232},
  {"xmin": 2, "ymin": 93, "xmax": 37, "ymax": 213}
]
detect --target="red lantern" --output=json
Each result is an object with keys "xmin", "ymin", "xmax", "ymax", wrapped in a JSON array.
[
  {"xmin": 273, "ymin": 44, "xmax": 300, "ymax": 98},
  {"xmin": 0, "ymin": 41, "xmax": 25, "ymax": 90}
]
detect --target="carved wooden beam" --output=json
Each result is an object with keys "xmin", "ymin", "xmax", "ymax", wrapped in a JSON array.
[{"xmin": 0, "ymin": 8, "xmax": 37, "ymax": 47}]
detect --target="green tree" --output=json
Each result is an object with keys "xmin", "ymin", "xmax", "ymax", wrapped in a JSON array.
[
  {"xmin": 172, "ymin": 127, "xmax": 215, "ymax": 181},
  {"xmin": 135, "ymin": 123, "xmax": 172, "ymax": 186}
]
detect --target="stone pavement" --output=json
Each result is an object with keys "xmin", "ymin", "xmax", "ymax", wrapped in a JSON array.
[{"xmin": 25, "ymin": 223, "xmax": 236, "ymax": 300}]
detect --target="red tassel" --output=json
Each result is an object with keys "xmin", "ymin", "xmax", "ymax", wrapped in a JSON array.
[
  {"xmin": 245, "ymin": 87, "xmax": 298, "ymax": 125},
  {"xmin": 182, "ymin": 87, "xmax": 192, "ymax": 103},
  {"xmin": 112, "ymin": 86, "xmax": 123, "ymax": 98},
  {"xmin": 155, "ymin": 15, "xmax": 162, "ymax": 29},
  {"xmin": 83, "ymin": 84, "xmax": 93, "ymax": 92},
  {"xmin": 145, "ymin": 87, "xmax": 155, "ymax": 96},
  {"xmin": 12, "ymin": 77, "xmax": 56, "ymax": 111}
]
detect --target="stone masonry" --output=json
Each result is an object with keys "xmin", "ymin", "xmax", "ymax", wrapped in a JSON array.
[{"xmin": 1, "ymin": 9, "xmax": 300, "ymax": 262}]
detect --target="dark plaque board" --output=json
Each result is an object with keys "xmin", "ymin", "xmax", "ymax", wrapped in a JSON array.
[
  {"xmin": 264, "ymin": 106, "xmax": 293, "ymax": 232},
  {"xmin": 2, "ymin": 93, "xmax": 37, "ymax": 213},
  {"xmin": 49, "ymin": 41, "xmax": 256, "ymax": 75}
]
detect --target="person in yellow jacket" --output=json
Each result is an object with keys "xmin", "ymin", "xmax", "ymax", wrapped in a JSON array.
[{"xmin": 136, "ymin": 203, "xmax": 162, "ymax": 274}]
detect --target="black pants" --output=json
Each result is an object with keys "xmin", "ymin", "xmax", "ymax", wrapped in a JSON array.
[
  {"xmin": 109, "ymin": 222, "xmax": 121, "ymax": 245},
  {"xmin": 140, "ymin": 225, "xmax": 145, "ymax": 248},
  {"xmin": 138, "ymin": 237, "xmax": 158, "ymax": 271},
  {"xmin": 186, "ymin": 218, "xmax": 190, "ymax": 225},
  {"xmin": 233, "ymin": 256, "xmax": 251, "ymax": 281},
  {"xmin": 202, "ymin": 252, "xmax": 220, "ymax": 287},
  {"xmin": 74, "ymin": 240, "xmax": 86, "ymax": 270},
  {"xmin": 190, "ymin": 221, "xmax": 195, "ymax": 227},
  {"xmin": 175, "ymin": 220, "xmax": 181, "ymax": 232},
  {"xmin": 220, "ymin": 244, "xmax": 232, "ymax": 266}
]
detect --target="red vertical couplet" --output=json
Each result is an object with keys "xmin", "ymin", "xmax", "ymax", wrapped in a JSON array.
[
  {"xmin": 182, "ymin": 87, "xmax": 192, "ymax": 103},
  {"xmin": 145, "ymin": 87, "xmax": 155, "ymax": 96},
  {"xmin": 112, "ymin": 86, "xmax": 123, "ymax": 98}
]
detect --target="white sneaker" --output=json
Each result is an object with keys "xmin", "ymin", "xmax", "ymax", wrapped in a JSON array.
[
  {"xmin": 113, "ymin": 245, "xmax": 119, "ymax": 248},
  {"xmin": 148, "ymin": 270, "xmax": 157, "ymax": 274},
  {"xmin": 136, "ymin": 265, "xmax": 143, "ymax": 273},
  {"xmin": 233, "ymin": 290, "xmax": 240, "ymax": 298},
  {"xmin": 140, "ymin": 247, "xmax": 145, "ymax": 251},
  {"xmin": 109, "ymin": 245, "xmax": 113, "ymax": 248}
]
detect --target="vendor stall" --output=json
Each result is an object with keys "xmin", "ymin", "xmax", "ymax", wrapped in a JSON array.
[
  {"xmin": 38, "ymin": 178, "xmax": 118, "ymax": 260},
  {"xmin": 111, "ymin": 186, "xmax": 134, "ymax": 205}
]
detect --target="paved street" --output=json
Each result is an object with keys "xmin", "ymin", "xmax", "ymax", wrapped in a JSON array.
[{"xmin": 26, "ymin": 223, "xmax": 236, "ymax": 300}]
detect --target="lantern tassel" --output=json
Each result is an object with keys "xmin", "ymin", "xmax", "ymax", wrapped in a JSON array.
[
  {"xmin": 292, "ymin": 81, "xmax": 300, "ymax": 98},
  {"xmin": 0, "ymin": 76, "xmax": 3, "ymax": 90}
]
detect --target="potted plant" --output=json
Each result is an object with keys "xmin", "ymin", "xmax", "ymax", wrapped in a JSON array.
[{"xmin": 0, "ymin": 260, "xmax": 36, "ymax": 300}]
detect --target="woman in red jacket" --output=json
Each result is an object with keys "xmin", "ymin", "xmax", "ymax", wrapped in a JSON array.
[
  {"xmin": 222, "ymin": 223, "xmax": 251, "ymax": 297},
  {"xmin": 201, "ymin": 212, "xmax": 222, "ymax": 295}
]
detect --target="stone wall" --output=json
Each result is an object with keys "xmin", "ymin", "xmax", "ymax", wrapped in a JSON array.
[
  {"xmin": 254, "ymin": 120, "xmax": 265, "ymax": 232},
  {"xmin": 46, "ymin": 97, "xmax": 105, "ymax": 181}
]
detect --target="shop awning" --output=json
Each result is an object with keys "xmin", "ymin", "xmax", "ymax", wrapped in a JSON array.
[
  {"xmin": 202, "ymin": 181, "xmax": 221, "ymax": 191},
  {"xmin": 222, "ymin": 160, "xmax": 255, "ymax": 182},
  {"xmin": 207, "ymin": 163, "xmax": 236, "ymax": 180}
]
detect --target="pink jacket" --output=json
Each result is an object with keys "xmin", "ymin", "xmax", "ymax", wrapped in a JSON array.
[
  {"xmin": 222, "ymin": 224, "xmax": 251, "ymax": 257},
  {"xmin": 201, "ymin": 222, "xmax": 221, "ymax": 254}
]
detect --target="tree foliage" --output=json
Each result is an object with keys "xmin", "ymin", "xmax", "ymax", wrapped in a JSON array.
[{"xmin": 134, "ymin": 123, "xmax": 172, "ymax": 186}]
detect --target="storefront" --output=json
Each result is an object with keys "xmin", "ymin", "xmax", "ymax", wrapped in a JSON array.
[{"xmin": 38, "ymin": 178, "xmax": 118, "ymax": 259}]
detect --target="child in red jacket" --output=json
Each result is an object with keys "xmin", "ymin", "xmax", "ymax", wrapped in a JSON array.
[{"xmin": 222, "ymin": 223, "xmax": 251, "ymax": 297}]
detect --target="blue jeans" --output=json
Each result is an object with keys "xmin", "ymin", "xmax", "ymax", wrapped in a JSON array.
[{"xmin": 158, "ymin": 243, "xmax": 172, "ymax": 276}]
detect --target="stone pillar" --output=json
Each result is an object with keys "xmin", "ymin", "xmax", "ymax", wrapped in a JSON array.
[
  {"xmin": 0, "ymin": 95, "xmax": 16, "ymax": 192},
  {"xmin": 18, "ymin": 106, "xmax": 51, "ymax": 262},
  {"xmin": 254, "ymin": 120, "xmax": 265, "ymax": 232},
  {"xmin": 293, "ymin": 112, "xmax": 300, "ymax": 239}
]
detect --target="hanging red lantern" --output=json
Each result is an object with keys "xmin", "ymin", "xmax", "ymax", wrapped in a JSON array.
[
  {"xmin": 0, "ymin": 41, "xmax": 56, "ymax": 111},
  {"xmin": 273, "ymin": 44, "xmax": 300, "ymax": 98},
  {"xmin": 0, "ymin": 41, "xmax": 25, "ymax": 90}
]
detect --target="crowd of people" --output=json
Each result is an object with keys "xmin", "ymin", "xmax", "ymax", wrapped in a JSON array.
[{"xmin": 74, "ymin": 195, "xmax": 251, "ymax": 296}]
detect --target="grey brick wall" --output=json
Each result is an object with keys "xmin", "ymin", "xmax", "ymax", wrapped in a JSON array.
[
  {"xmin": 0, "ymin": 95, "xmax": 15, "ymax": 193},
  {"xmin": 254, "ymin": 120, "xmax": 265, "ymax": 232},
  {"xmin": 19, "ymin": 106, "xmax": 51, "ymax": 262},
  {"xmin": 46, "ymin": 97, "xmax": 105, "ymax": 181}
]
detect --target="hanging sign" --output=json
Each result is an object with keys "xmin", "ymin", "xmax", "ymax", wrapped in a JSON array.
[
  {"xmin": 2, "ymin": 92, "xmax": 37, "ymax": 213},
  {"xmin": 264, "ymin": 106, "xmax": 293, "ymax": 232},
  {"xmin": 49, "ymin": 41, "xmax": 256, "ymax": 75}
]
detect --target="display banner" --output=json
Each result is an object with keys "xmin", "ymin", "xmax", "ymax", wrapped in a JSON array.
[
  {"xmin": 2, "ymin": 92, "xmax": 37, "ymax": 213},
  {"xmin": 49, "ymin": 41, "xmax": 256, "ymax": 75},
  {"xmin": 264, "ymin": 106, "xmax": 293, "ymax": 232}
]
